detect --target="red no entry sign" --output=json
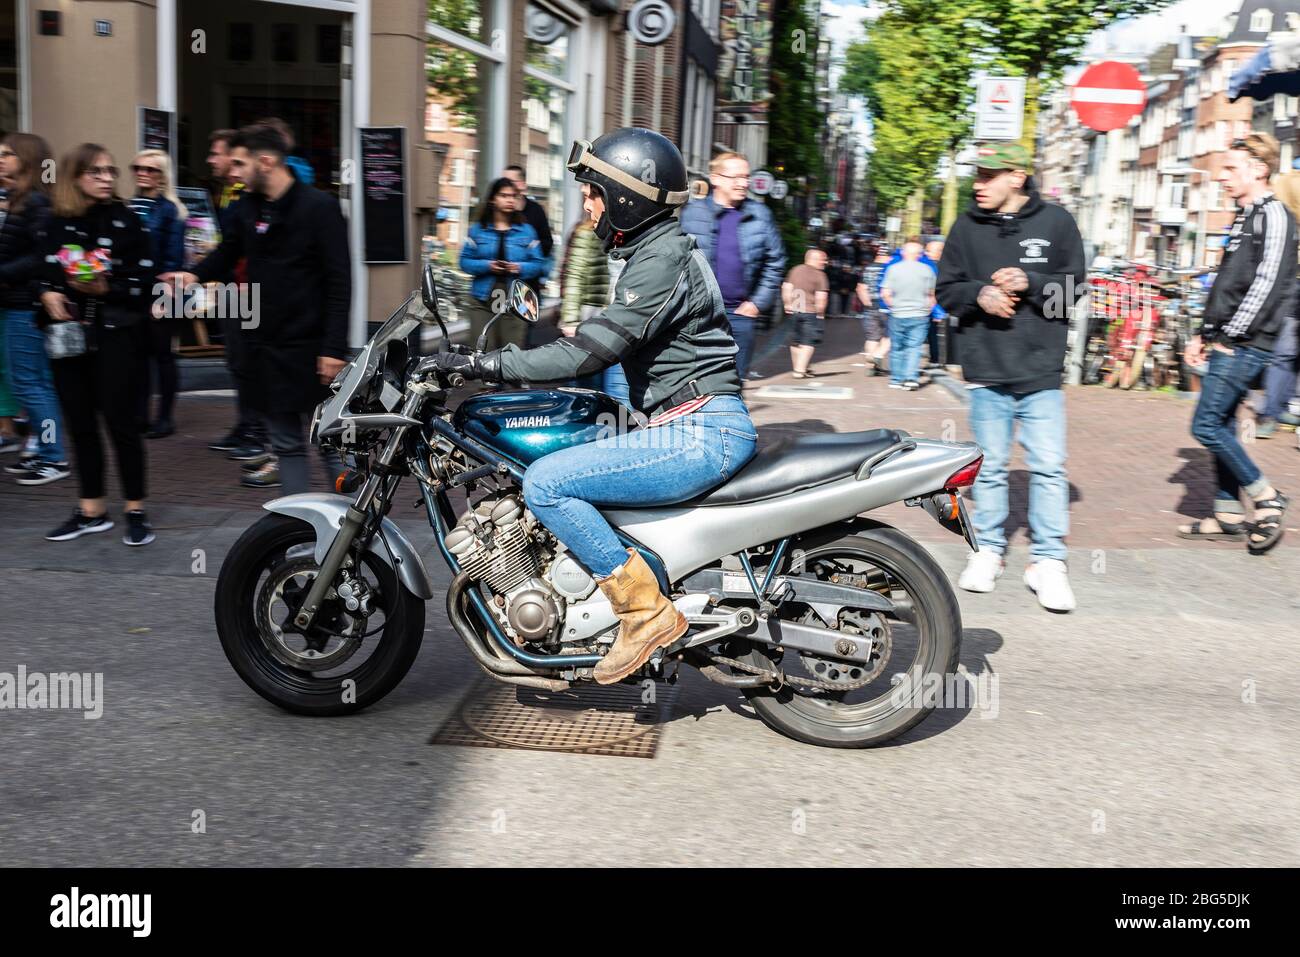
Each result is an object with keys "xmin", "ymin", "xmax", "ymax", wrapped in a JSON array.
[{"xmin": 1071, "ymin": 61, "xmax": 1147, "ymax": 132}]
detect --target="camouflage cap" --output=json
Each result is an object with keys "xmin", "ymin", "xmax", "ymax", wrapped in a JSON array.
[{"xmin": 974, "ymin": 142, "xmax": 1031, "ymax": 171}]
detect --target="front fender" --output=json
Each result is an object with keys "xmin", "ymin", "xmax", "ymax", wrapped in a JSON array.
[{"xmin": 263, "ymin": 493, "xmax": 434, "ymax": 600}]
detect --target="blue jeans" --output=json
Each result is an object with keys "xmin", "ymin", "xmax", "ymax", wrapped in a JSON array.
[
  {"xmin": 727, "ymin": 313, "xmax": 756, "ymax": 379},
  {"xmin": 887, "ymin": 315, "xmax": 930, "ymax": 384},
  {"xmin": 576, "ymin": 363, "xmax": 631, "ymax": 407},
  {"xmin": 1261, "ymin": 316, "xmax": 1298, "ymax": 420},
  {"xmin": 968, "ymin": 386, "xmax": 1069, "ymax": 561},
  {"xmin": 1191, "ymin": 345, "xmax": 1271, "ymax": 507},
  {"xmin": 4, "ymin": 308, "xmax": 66, "ymax": 462},
  {"xmin": 523, "ymin": 395, "xmax": 758, "ymax": 576}
]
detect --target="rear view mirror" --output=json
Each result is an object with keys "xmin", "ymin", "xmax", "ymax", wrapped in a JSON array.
[
  {"xmin": 509, "ymin": 279, "xmax": 540, "ymax": 324},
  {"xmin": 421, "ymin": 263, "xmax": 442, "ymax": 321}
]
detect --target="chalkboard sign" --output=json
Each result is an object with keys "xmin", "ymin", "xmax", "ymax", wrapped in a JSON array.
[
  {"xmin": 138, "ymin": 107, "xmax": 175, "ymax": 163},
  {"xmin": 358, "ymin": 126, "xmax": 409, "ymax": 264}
]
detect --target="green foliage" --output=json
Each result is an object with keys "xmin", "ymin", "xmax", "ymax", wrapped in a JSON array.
[
  {"xmin": 845, "ymin": 0, "xmax": 1176, "ymax": 217},
  {"xmin": 768, "ymin": 0, "xmax": 826, "ymax": 258},
  {"xmin": 427, "ymin": 0, "xmax": 485, "ymax": 124}
]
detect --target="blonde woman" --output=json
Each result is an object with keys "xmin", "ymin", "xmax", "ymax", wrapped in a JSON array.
[
  {"xmin": 39, "ymin": 144, "xmax": 154, "ymax": 545},
  {"xmin": 129, "ymin": 149, "xmax": 187, "ymax": 438}
]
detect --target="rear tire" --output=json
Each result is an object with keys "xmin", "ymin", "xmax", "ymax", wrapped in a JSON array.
[
  {"xmin": 739, "ymin": 524, "xmax": 961, "ymax": 748},
  {"xmin": 215, "ymin": 513, "xmax": 425, "ymax": 716}
]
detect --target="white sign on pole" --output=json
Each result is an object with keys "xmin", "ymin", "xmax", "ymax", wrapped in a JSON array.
[
  {"xmin": 886, "ymin": 216, "xmax": 901, "ymax": 234},
  {"xmin": 769, "ymin": 179, "xmax": 788, "ymax": 200},
  {"xmin": 975, "ymin": 76, "xmax": 1025, "ymax": 141},
  {"xmin": 749, "ymin": 169, "xmax": 774, "ymax": 195}
]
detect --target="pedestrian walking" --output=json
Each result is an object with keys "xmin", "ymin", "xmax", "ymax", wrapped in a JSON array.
[
  {"xmin": 0, "ymin": 132, "xmax": 69, "ymax": 485},
  {"xmin": 937, "ymin": 142, "xmax": 1086, "ymax": 611},
  {"xmin": 39, "ymin": 144, "xmax": 154, "ymax": 545},
  {"xmin": 1253, "ymin": 165, "xmax": 1300, "ymax": 439},
  {"xmin": 559, "ymin": 217, "xmax": 629, "ymax": 405},
  {"xmin": 1178, "ymin": 133, "xmax": 1295, "ymax": 554},
  {"xmin": 459, "ymin": 177, "xmax": 549, "ymax": 352},
  {"xmin": 128, "ymin": 149, "xmax": 187, "ymax": 439},
  {"xmin": 679, "ymin": 151, "xmax": 785, "ymax": 380},
  {"xmin": 162, "ymin": 123, "xmax": 351, "ymax": 496},
  {"xmin": 860, "ymin": 245, "xmax": 891, "ymax": 376},
  {"xmin": 880, "ymin": 241, "xmax": 935, "ymax": 390},
  {"xmin": 782, "ymin": 248, "xmax": 829, "ymax": 378},
  {"xmin": 203, "ymin": 128, "xmax": 264, "ymax": 459},
  {"xmin": 502, "ymin": 164, "xmax": 555, "ymax": 270},
  {"xmin": 925, "ymin": 239, "xmax": 954, "ymax": 368}
]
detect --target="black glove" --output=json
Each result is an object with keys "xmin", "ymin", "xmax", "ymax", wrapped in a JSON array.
[{"xmin": 423, "ymin": 349, "xmax": 502, "ymax": 383}]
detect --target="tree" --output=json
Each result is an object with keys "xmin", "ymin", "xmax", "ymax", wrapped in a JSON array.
[
  {"xmin": 965, "ymin": 0, "xmax": 1177, "ymax": 160},
  {"xmin": 767, "ymin": 0, "xmax": 826, "ymax": 259},
  {"xmin": 427, "ymin": 0, "xmax": 486, "ymax": 124},
  {"xmin": 841, "ymin": 1, "xmax": 978, "ymax": 230}
]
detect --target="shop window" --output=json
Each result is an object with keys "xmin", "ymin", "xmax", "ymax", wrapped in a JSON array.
[
  {"xmin": 317, "ymin": 24, "xmax": 342, "ymax": 65},
  {"xmin": 228, "ymin": 23, "xmax": 254, "ymax": 62},
  {"xmin": 426, "ymin": 1, "xmax": 498, "ymax": 268},
  {"xmin": 273, "ymin": 24, "xmax": 299, "ymax": 63}
]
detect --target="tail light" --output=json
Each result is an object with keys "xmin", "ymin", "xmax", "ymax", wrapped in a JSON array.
[{"xmin": 944, "ymin": 456, "xmax": 983, "ymax": 490}]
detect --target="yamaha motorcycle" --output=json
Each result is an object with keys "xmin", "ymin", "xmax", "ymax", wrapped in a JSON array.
[{"xmin": 215, "ymin": 267, "xmax": 983, "ymax": 748}]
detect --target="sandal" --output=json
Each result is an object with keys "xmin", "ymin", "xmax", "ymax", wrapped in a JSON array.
[
  {"xmin": 1246, "ymin": 492, "xmax": 1289, "ymax": 555},
  {"xmin": 1177, "ymin": 516, "xmax": 1247, "ymax": 541},
  {"xmin": 791, "ymin": 369, "xmax": 819, "ymax": 379}
]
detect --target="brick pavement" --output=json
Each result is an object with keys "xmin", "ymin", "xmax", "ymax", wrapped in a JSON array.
[{"xmin": 4, "ymin": 318, "xmax": 1298, "ymax": 552}]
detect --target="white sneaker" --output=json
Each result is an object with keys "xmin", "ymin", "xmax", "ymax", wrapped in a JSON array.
[
  {"xmin": 1024, "ymin": 559, "xmax": 1077, "ymax": 612},
  {"xmin": 958, "ymin": 549, "xmax": 1004, "ymax": 593}
]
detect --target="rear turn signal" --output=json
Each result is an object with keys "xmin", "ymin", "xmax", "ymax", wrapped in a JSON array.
[{"xmin": 944, "ymin": 456, "xmax": 983, "ymax": 490}]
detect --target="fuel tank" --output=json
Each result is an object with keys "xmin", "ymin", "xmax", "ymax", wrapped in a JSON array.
[{"xmin": 451, "ymin": 388, "xmax": 628, "ymax": 465}]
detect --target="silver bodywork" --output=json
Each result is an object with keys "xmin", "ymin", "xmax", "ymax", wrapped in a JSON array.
[
  {"xmin": 603, "ymin": 438, "xmax": 979, "ymax": 582},
  {"xmin": 264, "ymin": 494, "xmax": 433, "ymax": 599}
]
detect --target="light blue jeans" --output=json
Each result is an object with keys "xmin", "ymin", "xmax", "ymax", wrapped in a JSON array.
[
  {"xmin": 887, "ymin": 315, "xmax": 930, "ymax": 384},
  {"xmin": 968, "ymin": 386, "xmax": 1069, "ymax": 562},
  {"xmin": 4, "ymin": 308, "xmax": 66, "ymax": 462},
  {"xmin": 523, "ymin": 395, "xmax": 758, "ymax": 577}
]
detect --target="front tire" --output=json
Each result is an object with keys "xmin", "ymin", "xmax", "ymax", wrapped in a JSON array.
[
  {"xmin": 738, "ymin": 524, "xmax": 961, "ymax": 748},
  {"xmin": 215, "ymin": 513, "xmax": 425, "ymax": 716}
]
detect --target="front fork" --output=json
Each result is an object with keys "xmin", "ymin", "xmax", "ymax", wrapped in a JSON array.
[{"xmin": 292, "ymin": 395, "xmax": 420, "ymax": 630}]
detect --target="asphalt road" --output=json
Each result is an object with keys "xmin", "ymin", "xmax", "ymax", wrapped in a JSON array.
[{"xmin": 2, "ymin": 497, "xmax": 1297, "ymax": 867}]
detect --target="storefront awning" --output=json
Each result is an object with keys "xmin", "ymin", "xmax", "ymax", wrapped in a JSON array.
[{"xmin": 1229, "ymin": 31, "xmax": 1300, "ymax": 101}]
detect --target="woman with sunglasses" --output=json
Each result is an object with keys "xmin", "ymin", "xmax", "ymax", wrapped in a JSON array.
[
  {"xmin": 458, "ymin": 177, "xmax": 549, "ymax": 351},
  {"xmin": 38, "ymin": 144, "xmax": 155, "ymax": 546},
  {"xmin": 0, "ymin": 133, "xmax": 69, "ymax": 485},
  {"xmin": 128, "ymin": 149, "xmax": 188, "ymax": 439}
]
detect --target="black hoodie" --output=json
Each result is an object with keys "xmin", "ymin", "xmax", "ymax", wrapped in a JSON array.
[{"xmin": 937, "ymin": 190, "xmax": 1086, "ymax": 392}]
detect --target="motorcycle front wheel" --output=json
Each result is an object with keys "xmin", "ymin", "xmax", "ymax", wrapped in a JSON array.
[
  {"xmin": 736, "ymin": 524, "xmax": 962, "ymax": 748},
  {"xmin": 215, "ymin": 513, "xmax": 425, "ymax": 716}
]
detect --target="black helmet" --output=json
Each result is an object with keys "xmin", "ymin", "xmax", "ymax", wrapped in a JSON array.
[{"xmin": 567, "ymin": 127, "xmax": 689, "ymax": 246}]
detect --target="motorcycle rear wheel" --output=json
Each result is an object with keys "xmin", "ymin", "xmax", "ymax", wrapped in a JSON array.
[
  {"xmin": 215, "ymin": 513, "xmax": 425, "ymax": 716},
  {"xmin": 737, "ymin": 525, "xmax": 962, "ymax": 748}
]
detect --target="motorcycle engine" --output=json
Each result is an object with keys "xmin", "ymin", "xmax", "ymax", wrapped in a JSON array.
[{"xmin": 445, "ymin": 493, "xmax": 565, "ymax": 645}]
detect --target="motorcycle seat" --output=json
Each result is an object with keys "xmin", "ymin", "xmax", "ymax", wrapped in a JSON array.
[{"xmin": 692, "ymin": 428, "xmax": 906, "ymax": 506}]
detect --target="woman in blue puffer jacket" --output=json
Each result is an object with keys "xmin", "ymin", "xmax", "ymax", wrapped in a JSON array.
[{"xmin": 458, "ymin": 177, "xmax": 549, "ymax": 350}]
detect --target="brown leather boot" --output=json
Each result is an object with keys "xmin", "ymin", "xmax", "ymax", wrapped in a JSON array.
[{"xmin": 592, "ymin": 548, "xmax": 688, "ymax": 685}]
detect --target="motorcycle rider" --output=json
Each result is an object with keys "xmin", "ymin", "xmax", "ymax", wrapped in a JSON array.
[{"xmin": 428, "ymin": 128, "xmax": 758, "ymax": 684}]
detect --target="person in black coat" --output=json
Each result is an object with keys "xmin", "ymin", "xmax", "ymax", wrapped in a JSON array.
[
  {"xmin": 162, "ymin": 123, "xmax": 351, "ymax": 495},
  {"xmin": 39, "ymin": 144, "xmax": 155, "ymax": 546},
  {"xmin": 0, "ymin": 132, "xmax": 67, "ymax": 482}
]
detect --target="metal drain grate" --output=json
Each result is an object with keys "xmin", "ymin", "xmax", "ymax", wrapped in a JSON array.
[{"xmin": 430, "ymin": 677, "xmax": 678, "ymax": 758}]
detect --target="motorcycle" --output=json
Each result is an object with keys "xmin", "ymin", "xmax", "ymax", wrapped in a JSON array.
[{"xmin": 214, "ymin": 266, "xmax": 984, "ymax": 748}]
